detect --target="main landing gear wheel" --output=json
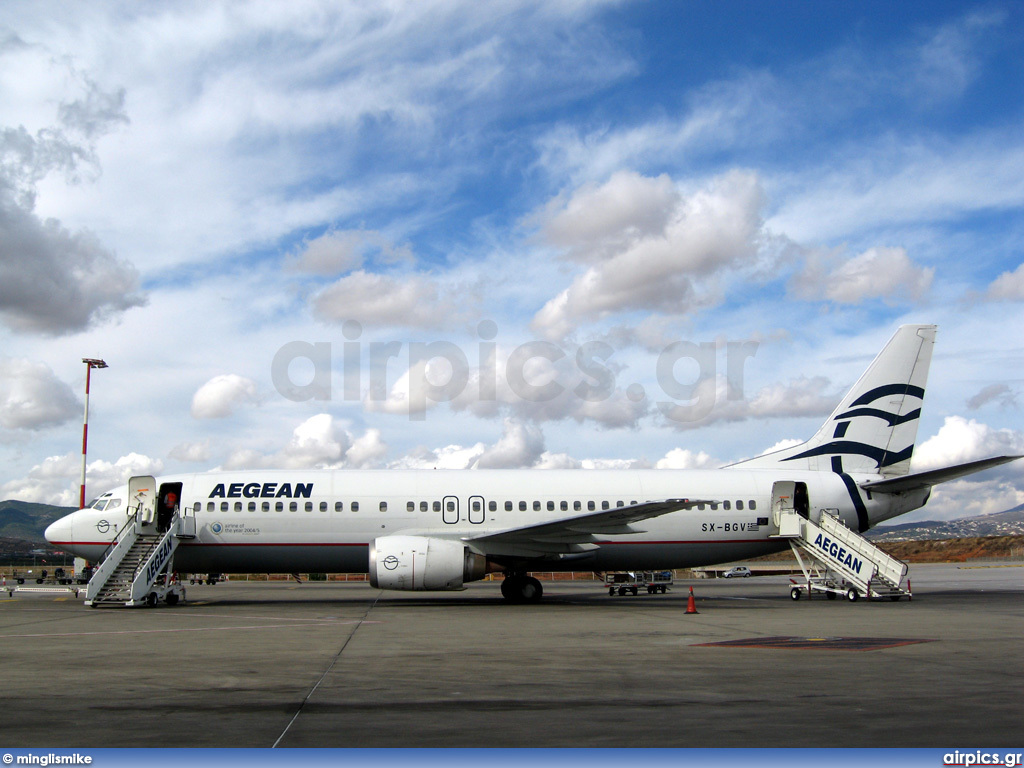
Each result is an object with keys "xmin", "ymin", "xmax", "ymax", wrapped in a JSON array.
[{"xmin": 501, "ymin": 575, "xmax": 543, "ymax": 603}]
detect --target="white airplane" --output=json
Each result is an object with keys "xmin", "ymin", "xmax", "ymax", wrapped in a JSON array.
[{"xmin": 45, "ymin": 325, "xmax": 1021, "ymax": 602}]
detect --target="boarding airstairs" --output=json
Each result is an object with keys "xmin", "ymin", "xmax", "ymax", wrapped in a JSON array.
[
  {"xmin": 771, "ymin": 507, "xmax": 911, "ymax": 602},
  {"xmin": 84, "ymin": 475, "xmax": 191, "ymax": 608}
]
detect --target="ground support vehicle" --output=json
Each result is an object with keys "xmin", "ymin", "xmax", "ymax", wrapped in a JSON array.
[
  {"xmin": 604, "ymin": 570, "xmax": 673, "ymax": 596},
  {"xmin": 4, "ymin": 568, "xmax": 84, "ymax": 597},
  {"xmin": 787, "ymin": 570, "xmax": 913, "ymax": 602},
  {"xmin": 771, "ymin": 508, "xmax": 912, "ymax": 603},
  {"xmin": 788, "ymin": 574, "xmax": 857, "ymax": 601},
  {"xmin": 11, "ymin": 567, "xmax": 78, "ymax": 585},
  {"xmin": 188, "ymin": 573, "xmax": 223, "ymax": 585}
]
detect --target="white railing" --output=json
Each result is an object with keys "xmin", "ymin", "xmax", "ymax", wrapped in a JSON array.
[
  {"xmin": 819, "ymin": 513, "xmax": 907, "ymax": 587},
  {"xmin": 128, "ymin": 514, "xmax": 182, "ymax": 604}
]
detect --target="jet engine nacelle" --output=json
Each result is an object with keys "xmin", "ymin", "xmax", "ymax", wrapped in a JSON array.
[{"xmin": 369, "ymin": 535, "xmax": 487, "ymax": 591}]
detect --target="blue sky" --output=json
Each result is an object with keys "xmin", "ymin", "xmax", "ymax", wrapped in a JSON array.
[{"xmin": 1, "ymin": 1, "xmax": 1022, "ymax": 523}]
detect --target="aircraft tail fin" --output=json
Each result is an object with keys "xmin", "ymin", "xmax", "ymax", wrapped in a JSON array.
[{"xmin": 734, "ymin": 324, "xmax": 937, "ymax": 476}]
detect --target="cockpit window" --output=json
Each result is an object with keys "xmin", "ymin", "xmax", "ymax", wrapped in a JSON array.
[
  {"xmin": 107, "ymin": 498, "xmax": 122, "ymax": 510},
  {"xmin": 90, "ymin": 498, "xmax": 108, "ymax": 511}
]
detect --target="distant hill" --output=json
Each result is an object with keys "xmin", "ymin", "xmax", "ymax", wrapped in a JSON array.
[
  {"xmin": 0, "ymin": 500, "xmax": 77, "ymax": 543},
  {"xmin": 867, "ymin": 505, "xmax": 1024, "ymax": 542}
]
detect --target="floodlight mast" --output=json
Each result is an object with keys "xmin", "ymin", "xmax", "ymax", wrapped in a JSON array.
[{"xmin": 80, "ymin": 359, "xmax": 108, "ymax": 510}]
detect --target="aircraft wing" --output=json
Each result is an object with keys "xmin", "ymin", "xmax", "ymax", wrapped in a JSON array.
[
  {"xmin": 861, "ymin": 455, "xmax": 1022, "ymax": 494},
  {"xmin": 461, "ymin": 498, "xmax": 710, "ymax": 557}
]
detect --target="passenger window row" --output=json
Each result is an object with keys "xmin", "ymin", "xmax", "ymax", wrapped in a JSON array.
[
  {"xmin": 695, "ymin": 500, "xmax": 757, "ymax": 511},
  {"xmin": 198, "ymin": 500, "xmax": 333, "ymax": 513},
  {"xmin": 194, "ymin": 497, "xmax": 749, "ymax": 515}
]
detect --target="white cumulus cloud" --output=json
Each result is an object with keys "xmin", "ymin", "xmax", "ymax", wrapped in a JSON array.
[
  {"xmin": 1, "ymin": 450, "xmax": 163, "ymax": 506},
  {"xmin": 285, "ymin": 229, "xmax": 413, "ymax": 276},
  {"xmin": 345, "ymin": 428, "xmax": 388, "ymax": 468},
  {"xmin": 986, "ymin": 261, "xmax": 1024, "ymax": 301},
  {"xmin": 662, "ymin": 373, "xmax": 839, "ymax": 432},
  {"xmin": 220, "ymin": 414, "xmax": 387, "ymax": 471},
  {"xmin": 168, "ymin": 440, "xmax": 211, "ymax": 463},
  {"xmin": 190, "ymin": 374, "xmax": 259, "ymax": 419},
  {"xmin": 655, "ymin": 448, "xmax": 720, "ymax": 470},
  {"xmin": 531, "ymin": 170, "xmax": 767, "ymax": 340},
  {"xmin": 915, "ymin": 478, "xmax": 1024, "ymax": 522},
  {"xmin": 312, "ymin": 270, "xmax": 460, "ymax": 329},
  {"xmin": 911, "ymin": 415, "xmax": 1024, "ymax": 471},
  {"xmin": 0, "ymin": 72, "xmax": 144, "ymax": 336},
  {"xmin": 477, "ymin": 419, "xmax": 546, "ymax": 469},
  {"xmin": 790, "ymin": 246, "xmax": 934, "ymax": 305},
  {"xmin": 0, "ymin": 358, "xmax": 80, "ymax": 430}
]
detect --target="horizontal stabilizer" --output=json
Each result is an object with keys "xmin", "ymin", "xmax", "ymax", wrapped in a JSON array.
[{"xmin": 861, "ymin": 455, "xmax": 1023, "ymax": 494}]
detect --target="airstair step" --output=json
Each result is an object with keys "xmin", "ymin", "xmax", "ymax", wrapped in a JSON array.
[
  {"xmin": 779, "ymin": 511, "xmax": 911, "ymax": 600},
  {"xmin": 85, "ymin": 517, "xmax": 183, "ymax": 608}
]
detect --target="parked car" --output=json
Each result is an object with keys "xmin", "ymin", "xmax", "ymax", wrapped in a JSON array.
[{"xmin": 722, "ymin": 566, "xmax": 752, "ymax": 578}]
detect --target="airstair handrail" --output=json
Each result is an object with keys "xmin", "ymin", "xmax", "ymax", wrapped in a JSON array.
[
  {"xmin": 819, "ymin": 513, "xmax": 907, "ymax": 586},
  {"xmin": 128, "ymin": 513, "xmax": 182, "ymax": 603},
  {"xmin": 95, "ymin": 507, "xmax": 141, "ymax": 566}
]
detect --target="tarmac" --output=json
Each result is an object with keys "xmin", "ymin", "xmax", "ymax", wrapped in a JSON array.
[{"xmin": 1, "ymin": 563, "xmax": 1022, "ymax": 748}]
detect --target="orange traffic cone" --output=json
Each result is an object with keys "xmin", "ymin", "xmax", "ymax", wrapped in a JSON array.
[{"xmin": 685, "ymin": 585, "xmax": 698, "ymax": 614}]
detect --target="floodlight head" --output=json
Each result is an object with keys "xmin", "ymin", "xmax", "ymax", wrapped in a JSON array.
[{"xmin": 82, "ymin": 358, "xmax": 108, "ymax": 368}]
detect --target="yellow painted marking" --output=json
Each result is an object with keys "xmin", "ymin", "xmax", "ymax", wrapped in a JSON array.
[{"xmin": 958, "ymin": 564, "xmax": 1024, "ymax": 570}]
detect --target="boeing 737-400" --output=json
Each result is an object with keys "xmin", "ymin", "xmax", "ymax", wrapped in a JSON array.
[{"xmin": 44, "ymin": 325, "xmax": 1022, "ymax": 602}]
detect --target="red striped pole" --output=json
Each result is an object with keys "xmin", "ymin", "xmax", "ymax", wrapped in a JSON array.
[{"xmin": 79, "ymin": 359, "xmax": 108, "ymax": 509}]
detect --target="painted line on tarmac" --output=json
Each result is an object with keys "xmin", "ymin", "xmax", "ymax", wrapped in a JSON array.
[
  {"xmin": 713, "ymin": 595, "xmax": 786, "ymax": 602},
  {"xmin": 958, "ymin": 564, "xmax": 1024, "ymax": 569},
  {"xmin": 0, "ymin": 620, "xmax": 381, "ymax": 640},
  {"xmin": 157, "ymin": 610, "xmax": 377, "ymax": 622}
]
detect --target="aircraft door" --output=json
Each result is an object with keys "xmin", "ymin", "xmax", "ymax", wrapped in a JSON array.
[
  {"xmin": 468, "ymin": 495, "xmax": 485, "ymax": 525},
  {"xmin": 770, "ymin": 481, "xmax": 795, "ymax": 530},
  {"xmin": 793, "ymin": 481, "xmax": 809, "ymax": 520},
  {"xmin": 157, "ymin": 482, "xmax": 184, "ymax": 534},
  {"xmin": 129, "ymin": 475, "xmax": 157, "ymax": 533},
  {"xmin": 770, "ymin": 480, "xmax": 810, "ymax": 536},
  {"xmin": 178, "ymin": 495, "xmax": 197, "ymax": 538},
  {"xmin": 442, "ymin": 495, "xmax": 459, "ymax": 525}
]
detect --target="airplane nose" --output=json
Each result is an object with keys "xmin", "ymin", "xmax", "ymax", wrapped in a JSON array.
[{"xmin": 45, "ymin": 514, "xmax": 74, "ymax": 545}]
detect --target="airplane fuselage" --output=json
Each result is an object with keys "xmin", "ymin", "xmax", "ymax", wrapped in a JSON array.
[
  {"xmin": 44, "ymin": 325, "xmax": 1019, "ymax": 603},
  {"xmin": 47, "ymin": 467, "xmax": 924, "ymax": 575}
]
